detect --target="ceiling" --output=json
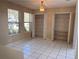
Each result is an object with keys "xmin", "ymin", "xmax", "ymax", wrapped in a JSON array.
[{"xmin": 8, "ymin": 0, "xmax": 77, "ymax": 10}]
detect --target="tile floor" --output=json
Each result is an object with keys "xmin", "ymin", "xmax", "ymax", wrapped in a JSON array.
[{"xmin": 5, "ymin": 38, "xmax": 75, "ymax": 59}]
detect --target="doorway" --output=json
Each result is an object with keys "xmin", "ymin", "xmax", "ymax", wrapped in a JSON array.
[
  {"xmin": 35, "ymin": 14, "xmax": 44, "ymax": 38},
  {"xmin": 54, "ymin": 13, "xmax": 70, "ymax": 41}
]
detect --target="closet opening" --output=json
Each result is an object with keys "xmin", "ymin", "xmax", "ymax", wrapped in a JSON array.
[
  {"xmin": 54, "ymin": 13, "xmax": 70, "ymax": 42},
  {"xmin": 35, "ymin": 14, "xmax": 44, "ymax": 38}
]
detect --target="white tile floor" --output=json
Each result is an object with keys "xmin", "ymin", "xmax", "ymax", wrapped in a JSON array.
[{"xmin": 5, "ymin": 38, "xmax": 75, "ymax": 59}]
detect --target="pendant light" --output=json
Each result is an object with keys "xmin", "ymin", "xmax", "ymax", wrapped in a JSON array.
[{"xmin": 40, "ymin": 0, "xmax": 45, "ymax": 12}]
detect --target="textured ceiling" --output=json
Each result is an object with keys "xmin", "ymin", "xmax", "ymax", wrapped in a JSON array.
[{"xmin": 8, "ymin": 0, "xmax": 77, "ymax": 9}]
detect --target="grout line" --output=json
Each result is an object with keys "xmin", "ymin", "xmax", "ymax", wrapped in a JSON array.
[
  {"xmin": 65, "ymin": 44, "xmax": 68, "ymax": 59},
  {"xmin": 55, "ymin": 46, "xmax": 62, "ymax": 59}
]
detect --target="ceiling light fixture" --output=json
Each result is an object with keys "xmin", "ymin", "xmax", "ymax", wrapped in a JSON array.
[{"xmin": 40, "ymin": 0, "xmax": 45, "ymax": 12}]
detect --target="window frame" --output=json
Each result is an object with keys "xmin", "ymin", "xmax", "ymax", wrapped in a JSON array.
[
  {"xmin": 24, "ymin": 12, "xmax": 32, "ymax": 32},
  {"xmin": 8, "ymin": 9, "xmax": 19, "ymax": 35}
]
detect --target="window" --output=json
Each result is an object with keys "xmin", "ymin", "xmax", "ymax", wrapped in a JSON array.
[
  {"xmin": 24, "ymin": 12, "xmax": 32, "ymax": 32},
  {"xmin": 8, "ymin": 9, "xmax": 19, "ymax": 35}
]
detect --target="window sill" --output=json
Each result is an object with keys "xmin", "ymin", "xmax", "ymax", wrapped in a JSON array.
[
  {"xmin": 8, "ymin": 32, "xmax": 31, "ymax": 37},
  {"xmin": 8, "ymin": 33, "xmax": 19, "ymax": 36}
]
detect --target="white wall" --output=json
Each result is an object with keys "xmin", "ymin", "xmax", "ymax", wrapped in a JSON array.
[
  {"xmin": 73, "ymin": 5, "xmax": 78, "ymax": 49},
  {"xmin": 73, "ymin": 3, "xmax": 78, "ymax": 59},
  {"xmin": 0, "ymin": 1, "xmax": 8, "ymax": 45},
  {"xmin": 31, "ymin": 14, "xmax": 35, "ymax": 38}
]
